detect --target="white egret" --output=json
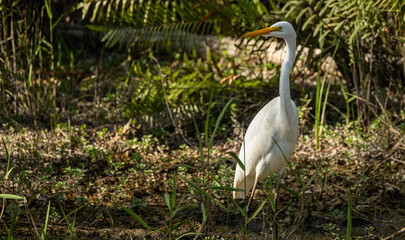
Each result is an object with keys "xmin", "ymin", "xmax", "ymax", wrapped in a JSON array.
[{"xmin": 233, "ymin": 21, "xmax": 299, "ymax": 207}]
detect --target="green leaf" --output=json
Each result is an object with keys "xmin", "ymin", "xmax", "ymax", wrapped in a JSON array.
[
  {"xmin": 179, "ymin": 176, "xmax": 227, "ymax": 211},
  {"xmin": 304, "ymin": 158, "xmax": 324, "ymax": 190},
  {"xmin": 205, "ymin": 87, "xmax": 214, "ymax": 147},
  {"xmin": 280, "ymin": 185, "xmax": 302, "ymax": 200},
  {"xmin": 319, "ymin": 0, "xmax": 333, "ymax": 16},
  {"xmin": 346, "ymin": 186, "xmax": 352, "ymax": 239},
  {"xmin": 361, "ymin": 32, "xmax": 371, "ymax": 40},
  {"xmin": 202, "ymin": 72, "xmax": 213, "ymax": 82},
  {"xmin": 52, "ymin": 13, "xmax": 64, "ymax": 30},
  {"xmin": 314, "ymin": 0, "xmax": 324, "ymax": 12},
  {"xmin": 297, "ymin": 7, "xmax": 309, "ymax": 21},
  {"xmin": 171, "ymin": 219, "xmax": 187, "ymax": 231},
  {"xmin": 208, "ymin": 98, "xmax": 233, "ymax": 148},
  {"xmin": 192, "ymin": 113, "xmax": 204, "ymax": 163},
  {"xmin": 319, "ymin": 29, "xmax": 331, "ymax": 45},
  {"xmin": 397, "ymin": 36, "xmax": 405, "ymax": 43},
  {"xmin": 5, "ymin": 167, "xmax": 14, "ymax": 181},
  {"xmin": 40, "ymin": 38, "xmax": 52, "ymax": 49},
  {"xmin": 314, "ymin": 22, "xmax": 323, "ymax": 37},
  {"xmin": 2, "ymin": 137, "xmax": 11, "ymax": 175},
  {"xmin": 91, "ymin": 1, "xmax": 101, "ymax": 22},
  {"xmin": 1, "ymin": 137, "xmax": 14, "ymax": 180},
  {"xmin": 59, "ymin": 203, "xmax": 90, "ymax": 224},
  {"xmin": 272, "ymin": 137, "xmax": 303, "ymax": 186},
  {"xmin": 164, "ymin": 194, "xmax": 171, "ymax": 211},
  {"xmin": 44, "ymin": 0, "xmax": 53, "ymax": 19},
  {"xmin": 85, "ymin": 25, "xmax": 109, "ymax": 32},
  {"xmin": 42, "ymin": 201, "xmax": 51, "ymax": 240},
  {"xmin": 227, "ymin": 152, "xmax": 245, "ymax": 171},
  {"xmin": 28, "ymin": 64, "xmax": 33, "ymax": 87},
  {"xmin": 171, "ymin": 172, "xmax": 176, "ymax": 211},
  {"xmin": 120, "ymin": 204, "xmax": 152, "ymax": 230},
  {"xmin": 303, "ymin": 15, "xmax": 316, "ymax": 30},
  {"xmin": 210, "ymin": 186, "xmax": 244, "ymax": 192},
  {"xmin": 206, "ymin": 46, "xmax": 211, "ymax": 65},
  {"xmin": 70, "ymin": 211, "xmax": 76, "ymax": 239},
  {"xmin": 183, "ymin": 53, "xmax": 191, "ymax": 69},
  {"xmin": 171, "ymin": 204, "xmax": 195, "ymax": 219},
  {"xmin": 347, "ymin": 96, "xmax": 356, "ymax": 103},
  {"xmin": 0, "ymin": 194, "xmax": 24, "ymax": 200},
  {"xmin": 226, "ymin": 191, "xmax": 246, "ymax": 217},
  {"xmin": 333, "ymin": 21, "xmax": 345, "ymax": 32},
  {"xmin": 201, "ymin": 202, "xmax": 207, "ymax": 223},
  {"xmin": 248, "ymin": 197, "xmax": 268, "ymax": 223}
]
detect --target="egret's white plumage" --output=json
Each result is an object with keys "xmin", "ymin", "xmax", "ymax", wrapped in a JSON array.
[{"xmin": 233, "ymin": 21, "xmax": 299, "ymax": 200}]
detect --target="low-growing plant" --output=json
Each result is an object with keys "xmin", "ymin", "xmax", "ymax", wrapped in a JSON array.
[
  {"xmin": 323, "ymin": 223, "xmax": 341, "ymax": 240},
  {"xmin": 121, "ymin": 172, "xmax": 195, "ymax": 239},
  {"xmin": 57, "ymin": 200, "xmax": 90, "ymax": 240}
]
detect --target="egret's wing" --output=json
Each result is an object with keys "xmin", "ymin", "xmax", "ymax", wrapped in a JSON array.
[
  {"xmin": 233, "ymin": 98, "xmax": 280, "ymax": 198},
  {"xmin": 241, "ymin": 97, "xmax": 280, "ymax": 173}
]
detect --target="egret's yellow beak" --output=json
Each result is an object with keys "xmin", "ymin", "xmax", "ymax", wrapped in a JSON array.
[{"xmin": 242, "ymin": 26, "xmax": 283, "ymax": 38}]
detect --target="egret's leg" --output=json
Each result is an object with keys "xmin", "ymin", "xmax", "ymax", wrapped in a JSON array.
[
  {"xmin": 275, "ymin": 168, "xmax": 285, "ymax": 206},
  {"xmin": 246, "ymin": 178, "xmax": 258, "ymax": 212},
  {"xmin": 273, "ymin": 168, "xmax": 285, "ymax": 240}
]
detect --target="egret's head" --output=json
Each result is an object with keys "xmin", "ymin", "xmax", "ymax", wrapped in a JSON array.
[{"xmin": 242, "ymin": 21, "xmax": 296, "ymax": 39}]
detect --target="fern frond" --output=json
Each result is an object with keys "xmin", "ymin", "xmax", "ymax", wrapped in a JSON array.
[
  {"xmin": 100, "ymin": 20, "xmax": 215, "ymax": 50},
  {"xmin": 78, "ymin": 0, "xmax": 267, "ymax": 50}
]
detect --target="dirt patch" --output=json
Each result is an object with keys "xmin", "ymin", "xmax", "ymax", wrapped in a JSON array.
[{"xmin": 1, "ymin": 114, "xmax": 404, "ymax": 239}]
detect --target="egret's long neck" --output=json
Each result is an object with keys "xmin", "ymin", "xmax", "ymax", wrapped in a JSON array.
[{"xmin": 279, "ymin": 37, "xmax": 296, "ymax": 111}]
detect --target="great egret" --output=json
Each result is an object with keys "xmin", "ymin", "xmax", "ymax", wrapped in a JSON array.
[{"xmin": 233, "ymin": 21, "xmax": 299, "ymax": 206}]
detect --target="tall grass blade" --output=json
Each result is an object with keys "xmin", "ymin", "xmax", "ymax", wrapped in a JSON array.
[
  {"xmin": 210, "ymin": 186, "xmax": 244, "ymax": 192},
  {"xmin": 272, "ymin": 137, "xmax": 303, "ymax": 186},
  {"xmin": 192, "ymin": 113, "xmax": 204, "ymax": 163},
  {"xmin": 304, "ymin": 158, "xmax": 324, "ymax": 190},
  {"xmin": 120, "ymin": 204, "xmax": 152, "ymax": 230},
  {"xmin": 226, "ymin": 191, "xmax": 246, "ymax": 217},
  {"xmin": 179, "ymin": 176, "xmax": 226, "ymax": 211},
  {"xmin": 70, "ymin": 211, "xmax": 76, "ymax": 239},
  {"xmin": 171, "ymin": 172, "xmax": 176, "ymax": 211},
  {"xmin": 227, "ymin": 152, "xmax": 245, "ymax": 171},
  {"xmin": 28, "ymin": 65, "xmax": 33, "ymax": 87},
  {"xmin": 44, "ymin": 0, "xmax": 53, "ymax": 19},
  {"xmin": 201, "ymin": 202, "xmax": 207, "ymax": 223},
  {"xmin": 247, "ymin": 197, "xmax": 268, "ymax": 224},
  {"xmin": 346, "ymin": 186, "xmax": 352, "ymax": 239},
  {"xmin": 265, "ymin": 169, "xmax": 276, "ymax": 212},
  {"xmin": 41, "ymin": 201, "xmax": 51, "ymax": 240},
  {"xmin": 59, "ymin": 203, "xmax": 90, "ymax": 223},
  {"xmin": 176, "ymin": 232, "xmax": 199, "ymax": 239},
  {"xmin": 164, "ymin": 194, "xmax": 171, "ymax": 211},
  {"xmin": 280, "ymin": 186, "xmax": 302, "ymax": 200},
  {"xmin": 0, "ymin": 194, "xmax": 24, "ymax": 200},
  {"xmin": 208, "ymin": 98, "xmax": 233, "ymax": 148},
  {"xmin": 171, "ymin": 219, "xmax": 187, "ymax": 231},
  {"xmin": 2, "ymin": 137, "xmax": 12, "ymax": 179},
  {"xmin": 204, "ymin": 87, "xmax": 214, "ymax": 147},
  {"xmin": 320, "ymin": 78, "xmax": 332, "ymax": 128},
  {"xmin": 315, "ymin": 42, "xmax": 340, "ymax": 149},
  {"xmin": 315, "ymin": 64, "xmax": 323, "ymax": 150},
  {"xmin": 171, "ymin": 202, "xmax": 195, "ymax": 219},
  {"xmin": 58, "ymin": 200, "xmax": 71, "ymax": 238}
]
